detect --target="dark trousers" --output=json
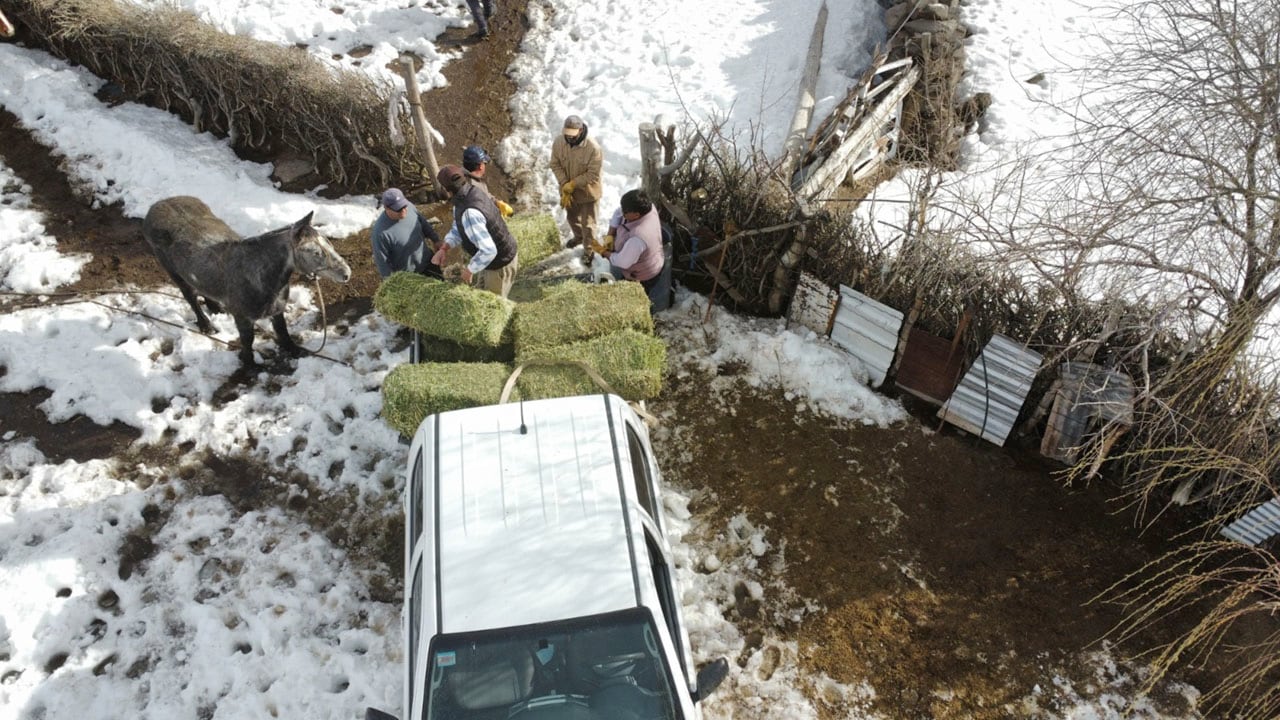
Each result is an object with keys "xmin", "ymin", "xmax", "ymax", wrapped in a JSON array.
[
  {"xmin": 640, "ymin": 243, "xmax": 674, "ymax": 312},
  {"xmin": 604, "ymin": 242, "xmax": 673, "ymax": 314},
  {"xmin": 467, "ymin": 0, "xmax": 495, "ymax": 32}
]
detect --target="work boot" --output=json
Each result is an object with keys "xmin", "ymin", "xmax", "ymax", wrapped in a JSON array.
[
  {"xmin": 566, "ymin": 237, "xmax": 582, "ymax": 249},
  {"xmin": 470, "ymin": 28, "xmax": 489, "ymax": 40}
]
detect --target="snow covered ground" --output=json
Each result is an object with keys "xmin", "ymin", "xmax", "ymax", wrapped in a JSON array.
[{"xmin": 0, "ymin": 1, "xmax": 1208, "ymax": 718}]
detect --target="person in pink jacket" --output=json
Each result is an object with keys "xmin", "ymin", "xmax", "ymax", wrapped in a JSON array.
[{"xmin": 591, "ymin": 189, "xmax": 670, "ymax": 310}]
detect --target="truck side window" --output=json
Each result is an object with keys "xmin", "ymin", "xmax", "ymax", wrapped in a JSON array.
[
  {"xmin": 409, "ymin": 556, "xmax": 423, "ymax": 696},
  {"xmin": 410, "ymin": 450, "xmax": 424, "ymax": 546},
  {"xmin": 626, "ymin": 424, "xmax": 658, "ymax": 519},
  {"xmin": 644, "ymin": 529, "xmax": 687, "ymax": 676}
]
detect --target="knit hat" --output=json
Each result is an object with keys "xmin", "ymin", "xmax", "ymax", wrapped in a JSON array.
[
  {"xmin": 436, "ymin": 164, "xmax": 467, "ymax": 195},
  {"xmin": 462, "ymin": 145, "xmax": 490, "ymax": 171},
  {"xmin": 380, "ymin": 188, "xmax": 409, "ymax": 211}
]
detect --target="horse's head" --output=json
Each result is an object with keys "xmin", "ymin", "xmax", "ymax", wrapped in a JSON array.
[{"xmin": 291, "ymin": 212, "xmax": 351, "ymax": 283}]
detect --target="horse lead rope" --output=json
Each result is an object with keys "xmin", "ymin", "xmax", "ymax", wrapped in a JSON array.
[
  {"xmin": 0, "ymin": 288, "xmax": 350, "ymax": 366},
  {"xmin": 307, "ymin": 276, "xmax": 331, "ymax": 357}
]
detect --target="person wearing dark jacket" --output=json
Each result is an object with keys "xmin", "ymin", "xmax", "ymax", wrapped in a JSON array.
[
  {"xmin": 433, "ymin": 165, "xmax": 519, "ymax": 298},
  {"xmin": 370, "ymin": 187, "xmax": 441, "ymax": 279}
]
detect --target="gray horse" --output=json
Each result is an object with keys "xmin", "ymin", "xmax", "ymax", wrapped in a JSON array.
[{"xmin": 142, "ymin": 196, "xmax": 352, "ymax": 368}]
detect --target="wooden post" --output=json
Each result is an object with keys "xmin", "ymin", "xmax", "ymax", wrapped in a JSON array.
[
  {"xmin": 783, "ymin": 2, "xmax": 829, "ymax": 179},
  {"xmin": 769, "ymin": 3, "xmax": 828, "ymax": 315},
  {"xmin": 766, "ymin": 223, "xmax": 805, "ymax": 314},
  {"xmin": 398, "ymin": 56, "xmax": 440, "ymax": 192},
  {"xmin": 639, "ymin": 122, "xmax": 663, "ymax": 199},
  {"xmin": 888, "ymin": 295, "xmax": 924, "ymax": 380}
]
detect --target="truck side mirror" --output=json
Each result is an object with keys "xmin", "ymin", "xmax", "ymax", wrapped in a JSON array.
[{"xmin": 691, "ymin": 657, "xmax": 730, "ymax": 702}]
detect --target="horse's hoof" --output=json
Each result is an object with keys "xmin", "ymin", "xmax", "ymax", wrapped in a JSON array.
[{"xmin": 280, "ymin": 343, "xmax": 306, "ymax": 358}]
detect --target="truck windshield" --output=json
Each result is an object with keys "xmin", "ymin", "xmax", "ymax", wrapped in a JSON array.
[{"xmin": 423, "ymin": 608, "xmax": 682, "ymax": 720}]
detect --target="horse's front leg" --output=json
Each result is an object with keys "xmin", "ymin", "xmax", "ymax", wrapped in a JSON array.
[
  {"xmin": 166, "ymin": 272, "xmax": 213, "ymax": 333},
  {"xmin": 272, "ymin": 314, "xmax": 303, "ymax": 357},
  {"xmin": 233, "ymin": 315, "xmax": 259, "ymax": 367}
]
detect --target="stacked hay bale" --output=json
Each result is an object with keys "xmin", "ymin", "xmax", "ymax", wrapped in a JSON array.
[
  {"xmin": 376, "ymin": 269, "xmax": 665, "ymax": 436},
  {"xmin": 375, "ymin": 274, "xmax": 517, "ymax": 435},
  {"xmin": 507, "ymin": 214, "xmax": 562, "ymax": 270},
  {"xmin": 511, "ymin": 282, "xmax": 663, "ymax": 402}
]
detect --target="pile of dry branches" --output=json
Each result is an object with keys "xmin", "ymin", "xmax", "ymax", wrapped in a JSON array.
[
  {"xmin": 661, "ymin": 129, "xmax": 863, "ymax": 315},
  {"xmin": 6, "ymin": 0, "xmax": 417, "ymax": 190}
]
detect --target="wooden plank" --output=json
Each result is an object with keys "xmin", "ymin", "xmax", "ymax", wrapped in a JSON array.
[
  {"xmin": 797, "ymin": 65, "xmax": 919, "ymax": 204},
  {"xmin": 783, "ymin": 2, "xmax": 830, "ymax": 175}
]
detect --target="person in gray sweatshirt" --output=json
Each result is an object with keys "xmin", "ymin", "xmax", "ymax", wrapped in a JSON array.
[{"xmin": 370, "ymin": 187, "xmax": 442, "ymax": 280}]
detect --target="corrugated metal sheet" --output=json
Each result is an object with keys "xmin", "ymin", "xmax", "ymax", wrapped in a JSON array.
[
  {"xmin": 1221, "ymin": 497, "xmax": 1280, "ymax": 546},
  {"xmin": 829, "ymin": 285, "xmax": 903, "ymax": 387},
  {"xmin": 1042, "ymin": 363, "xmax": 1135, "ymax": 462},
  {"xmin": 787, "ymin": 272, "xmax": 839, "ymax": 337},
  {"xmin": 938, "ymin": 334, "xmax": 1043, "ymax": 446},
  {"xmin": 1059, "ymin": 363, "xmax": 1135, "ymax": 423}
]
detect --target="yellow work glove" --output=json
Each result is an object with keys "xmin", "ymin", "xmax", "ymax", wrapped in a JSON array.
[
  {"xmin": 559, "ymin": 181, "xmax": 576, "ymax": 209},
  {"xmin": 496, "ymin": 199, "xmax": 514, "ymax": 217},
  {"xmin": 588, "ymin": 240, "xmax": 607, "ymax": 255}
]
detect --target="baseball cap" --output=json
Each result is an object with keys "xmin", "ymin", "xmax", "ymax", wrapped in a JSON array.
[
  {"xmin": 380, "ymin": 188, "xmax": 409, "ymax": 211},
  {"xmin": 437, "ymin": 164, "xmax": 466, "ymax": 194},
  {"xmin": 462, "ymin": 145, "xmax": 490, "ymax": 171},
  {"xmin": 562, "ymin": 115, "xmax": 584, "ymax": 137}
]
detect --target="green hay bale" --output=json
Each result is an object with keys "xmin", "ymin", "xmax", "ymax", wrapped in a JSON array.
[
  {"xmin": 516, "ymin": 330, "xmax": 666, "ymax": 401},
  {"xmin": 374, "ymin": 272, "xmax": 514, "ymax": 348},
  {"xmin": 381, "ymin": 362, "xmax": 517, "ymax": 436},
  {"xmin": 417, "ymin": 336, "xmax": 515, "ymax": 363},
  {"xmin": 512, "ymin": 281, "xmax": 654, "ymax": 352},
  {"xmin": 508, "ymin": 213, "xmax": 563, "ymax": 270}
]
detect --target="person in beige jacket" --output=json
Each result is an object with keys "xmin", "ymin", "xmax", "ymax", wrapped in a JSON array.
[{"xmin": 550, "ymin": 115, "xmax": 603, "ymax": 248}]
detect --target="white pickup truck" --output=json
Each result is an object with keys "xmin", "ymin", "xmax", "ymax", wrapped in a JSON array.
[{"xmin": 367, "ymin": 394, "xmax": 728, "ymax": 720}]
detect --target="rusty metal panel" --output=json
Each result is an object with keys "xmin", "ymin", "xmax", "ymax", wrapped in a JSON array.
[
  {"xmin": 787, "ymin": 272, "xmax": 839, "ymax": 337},
  {"xmin": 1221, "ymin": 498, "xmax": 1280, "ymax": 546},
  {"xmin": 829, "ymin": 285, "xmax": 903, "ymax": 388},
  {"xmin": 938, "ymin": 334, "xmax": 1043, "ymax": 446},
  {"xmin": 895, "ymin": 326, "xmax": 965, "ymax": 406}
]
